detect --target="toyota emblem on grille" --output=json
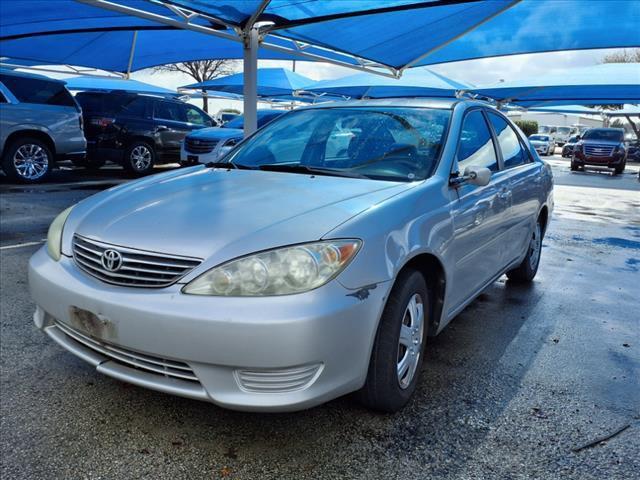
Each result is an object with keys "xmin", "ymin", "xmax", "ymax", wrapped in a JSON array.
[{"xmin": 101, "ymin": 249, "xmax": 123, "ymax": 272}]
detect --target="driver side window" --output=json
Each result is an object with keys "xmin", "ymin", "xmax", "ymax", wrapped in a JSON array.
[{"xmin": 457, "ymin": 110, "xmax": 498, "ymax": 173}]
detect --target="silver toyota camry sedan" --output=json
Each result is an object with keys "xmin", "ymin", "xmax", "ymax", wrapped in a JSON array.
[{"xmin": 29, "ymin": 98, "xmax": 553, "ymax": 412}]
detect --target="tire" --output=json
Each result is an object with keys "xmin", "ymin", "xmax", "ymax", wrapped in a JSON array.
[
  {"xmin": 359, "ymin": 269, "xmax": 428, "ymax": 413},
  {"xmin": 614, "ymin": 161, "xmax": 625, "ymax": 175},
  {"xmin": 570, "ymin": 161, "xmax": 578, "ymax": 171},
  {"xmin": 123, "ymin": 141, "xmax": 155, "ymax": 176},
  {"xmin": 2, "ymin": 136, "xmax": 53, "ymax": 183},
  {"xmin": 506, "ymin": 220, "xmax": 543, "ymax": 283}
]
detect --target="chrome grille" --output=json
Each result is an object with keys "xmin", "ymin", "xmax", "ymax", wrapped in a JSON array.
[
  {"xmin": 55, "ymin": 320, "xmax": 199, "ymax": 382},
  {"xmin": 584, "ymin": 144, "xmax": 615, "ymax": 157},
  {"xmin": 72, "ymin": 235, "xmax": 201, "ymax": 288},
  {"xmin": 184, "ymin": 137, "xmax": 218, "ymax": 154},
  {"xmin": 235, "ymin": 364, "xmax": 323, "ymax": 393}
]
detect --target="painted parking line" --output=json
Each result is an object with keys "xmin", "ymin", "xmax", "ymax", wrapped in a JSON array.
[{"xmin": 0, "ymin": 240, "xmax": 46, "ymax": 251}]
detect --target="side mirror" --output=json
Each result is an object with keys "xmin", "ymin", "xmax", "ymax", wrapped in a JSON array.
[
  {"xmin": 576, "ymin": 135, "xmax": 581, "ymax": 141},
  {"xmin": 450, "ymin": 166, "xmax": 492, "ymax": 187},
  {"xmin": 464, "ymin": 166, "xmax": 492, "ymax": 186}
]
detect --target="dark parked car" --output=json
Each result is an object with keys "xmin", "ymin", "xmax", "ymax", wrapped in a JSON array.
[
  {"xmin": 561, "ymin": 135, "xmax": 581, "ymax": 157},
  {"xmin": 75, "ymin": 92, "xmax": 214, "ymax": 175},
  {"xmin": 1, "ymin": 70, "xmax": 86, "ymax": 183},
  {"xmin": 626, "ymin": 140, "xmax": 640, "ymax": 162},
  {"xmin": 571, "ymin": 128, "xmax": 627, "ymax": 174}
]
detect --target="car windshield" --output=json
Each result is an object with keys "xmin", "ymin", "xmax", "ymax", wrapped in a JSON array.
[
  {"xmin": 539, "ymin": 126, "xmax": 551, "ymax": 133},
  {"xmin": 224, "ymin": 107, "xmax": 451, "ymax": 182},
  {"xmin": 582, "ymin": 129, "xmax": 624, "ymax": 142},
  {"xmin": 529, "ymin": 135, "xmax": 548, "ymax": 141},
  {"xmin": 567, "ymin": 136, "xmax": 579, "ymax": 143},
  {"xmin": 557, "ymin": 127, "xmax": 571, "ymax": 134}
]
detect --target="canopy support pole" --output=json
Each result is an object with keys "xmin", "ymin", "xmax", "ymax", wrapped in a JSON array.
[
  {"xmin": 243, "ymin": 27, "xmax": 259, "ymax": 137},
  {"xmin": 125, "ymin": 31, "xmax": 138, "ymax": 79}
]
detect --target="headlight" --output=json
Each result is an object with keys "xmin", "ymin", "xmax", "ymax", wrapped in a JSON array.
[
  {"xmin": 183, "ymin": 240, "xmax": 361, "ymax": 296},
  {"xmin": 46, "ymin": 206, "xmax": 74, "ymax": 261}
]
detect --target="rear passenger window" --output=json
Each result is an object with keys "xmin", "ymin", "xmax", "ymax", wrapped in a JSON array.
[
  {"xmin": 0, "ymin": 74, "xmax": 76, "ymax": 107},
  {"xmin": 488, "ymin": 113, "xmax": 529, "ymax": 168},
  {"xmin": 457, "ymin": 110, "xmax": 498, "ymax": 173},
  {"xmin": 120, "ymin": 97, "xmax": 149, "ymax": 117},
  {"xmin": 155, "ymin": 101, "xmax": 186, "ymax": 122}
]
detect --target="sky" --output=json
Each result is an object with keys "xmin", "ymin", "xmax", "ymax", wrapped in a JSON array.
[{"xmin": 130, "ymin": 48, "xmax": 627, "ymax": 114}]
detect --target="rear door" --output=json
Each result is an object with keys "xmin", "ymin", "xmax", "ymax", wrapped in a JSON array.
[
  {"xmin": 152, "ymin": 100, "xmax": 190, "ymax": 157},
  {"xmin": 448, "ymin": 109, "xmax": 509, "ymax": 311},
  {"xmin": 486, "ymin": 111, "xmax": 542, "ymax": 266}
]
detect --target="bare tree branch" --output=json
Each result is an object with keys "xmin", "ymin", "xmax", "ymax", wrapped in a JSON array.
[{"xmin": 152, "ymin": 59, "xmax": 238, "ymax": 112}]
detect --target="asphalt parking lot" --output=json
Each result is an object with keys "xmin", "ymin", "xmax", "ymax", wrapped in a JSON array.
[{"xmin": 1, "ymin": 156, "xmax": 639, "ymax": 479}]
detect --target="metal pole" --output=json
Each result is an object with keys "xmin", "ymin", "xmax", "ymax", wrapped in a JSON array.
[
  {"xmin": 243, "ymin": 27, "xmax": 259, "ymax": 137},
  {"xmin": 125, "ymin": 31, "xmax": 138, "ymax": 79}
]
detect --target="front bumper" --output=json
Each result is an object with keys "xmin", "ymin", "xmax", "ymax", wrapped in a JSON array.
[
  {"xmin": 180, "ymin": 144, "xmax": 220, "ymax": 166},
  {"xmin": 573, "ymin": 152, "xmax": 625, "ymax": 167},
  {"xmin": 28, "ymin": 246, "xmax": 388, "ymax": 411}
]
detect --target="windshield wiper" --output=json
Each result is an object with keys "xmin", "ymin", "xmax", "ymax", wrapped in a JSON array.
[
  {"xmin": 257, "ymin": 164, "xmax": 369, "ymax": 179},
  {"xmin": 205, "ymin": 161, "xmax": 254, "ymax": 170}
]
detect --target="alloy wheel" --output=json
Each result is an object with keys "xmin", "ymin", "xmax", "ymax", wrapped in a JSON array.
[
  {"xmin": 397, "ymin": 293, "xmax": 424, "ymax": 389},
  {"xmin": 13, "ymin": 144, "xmax": 49, "ymax": 180},
  {"xmin": 528, "ymin": 223, "xmax": 542, "ymax": 270},
  {"xmin": 130, "ymin": 145, "xmax": 152, "ymax": 171}
]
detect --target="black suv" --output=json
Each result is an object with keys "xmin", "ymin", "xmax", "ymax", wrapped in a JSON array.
[{"xmin": 75, "ymin": 92, "xmax": 214, "ymax": 175}]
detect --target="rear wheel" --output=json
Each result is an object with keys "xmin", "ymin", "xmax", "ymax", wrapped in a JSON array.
[
  {"xmin": 506, "ymin": 220, "xmax": 543, "ymax": 283},
  {"xmin": 2, "ymin": 137, "xmax": 53, "ymax": 183},
  {"xmin": 359, "ymin": 269, "xmax": 428, "ymax": 413},
  {"xmin": 124, "ymin": 141, "xmax": 155, "ymax": 176}
]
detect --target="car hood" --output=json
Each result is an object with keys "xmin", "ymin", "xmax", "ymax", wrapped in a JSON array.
[
  {"xmin": 580, "ymin": 139, "xmax": 621, "ymax": 146},
  {"xmin": 187, "ymin": 127, "xmax": 243, "ymax": 141},
  {"xmin": 67, "ymin": 168, "xmax": 413, "ymax": 263}
]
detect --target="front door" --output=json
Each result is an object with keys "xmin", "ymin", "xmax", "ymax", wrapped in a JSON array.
[{"xmin": 448, "ymin": 110, "xmax": 510, "ymax": 313}]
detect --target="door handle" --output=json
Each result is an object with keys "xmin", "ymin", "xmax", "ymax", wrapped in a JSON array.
[{"xmin": 155, "ymin": 125, "xmax": 169, "ymax": 132}]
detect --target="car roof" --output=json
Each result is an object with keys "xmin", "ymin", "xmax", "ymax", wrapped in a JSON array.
[
  {"xmin": 0, "ymin": 68, "xmax": 65, "ymax": 83},
  {"xmin": 295, "ymin": 97, "xmax": 481, "ymax": 111}
]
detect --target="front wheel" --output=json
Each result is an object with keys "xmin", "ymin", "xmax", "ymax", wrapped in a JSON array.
[
  {"xmin": 506, "ymin": 220, "xmax": 543, "ymax": 283},
  {"xmin": 358, "ymin": 269, "xmax": 428, "ymax": 413},
  {"xmin": 2, "ymin": 137, "xmax": 53, "ymax": 183},
  {"xmin": 614, "ymin": 161, "xmax": 626, "ymax": 175},
  {"xmin": 123, "ymin": 141, "xmax": 155, "ymax": 176}
]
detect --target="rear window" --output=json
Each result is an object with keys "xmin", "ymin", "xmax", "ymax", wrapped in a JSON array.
[
  {"xmin": 75, "ymin": 92, "xmax": 144, "ymax": 116},
  {"xmin": 0, "ymin": 74, "xmax": 76, "ymax": 107},
  {"xmin": 582, "ymin": 129, "xmax": 624, "ymax": 142}
]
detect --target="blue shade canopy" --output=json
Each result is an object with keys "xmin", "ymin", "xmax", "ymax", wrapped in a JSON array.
[
  {"xmin": 183, "ymin": 68, "xmax": 314, "ymax": 97},
  {"xmin": 164, "ymin": 0, "xmax": 640, "ymax": 69},
  {"xmin": 64, "ymin": 75, "xmax": 176, "ymax": 95},
  {"xmin": 301, "ymin": 68, "xmax": 470, "ymax": 99},
  {"xmin": 470, "ymin": 63, "xmax": 640, "ymax": 107},
  {"xmin": 1, "ymin": 1, "xmax": 639, "ymax": 73}
]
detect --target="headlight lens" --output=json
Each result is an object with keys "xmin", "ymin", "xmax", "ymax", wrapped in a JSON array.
[
  {"xmin": 183, "ymin": 240, "xmax": 361, "ymax": 296},
  {"xmin": 46, "ymin": 206, "xmax": 74, "ymax": 261}
]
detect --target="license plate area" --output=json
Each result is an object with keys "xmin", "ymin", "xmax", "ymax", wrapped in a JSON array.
[{"xmin": 69, "ymin": 306, "xmax": 116, "ymax": 340}]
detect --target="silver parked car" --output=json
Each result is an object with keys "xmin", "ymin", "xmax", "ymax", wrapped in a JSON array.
[
  {"xmin": 528, "ymin": 134, "xmax": 555, "ymax": 156},
  {"xmin": 0, "ymin": 69, "xmax": 86, "ymax": 183},
  {"xmin": 29, "ymin": 98, "xmax": 553, "ymax": 412}
]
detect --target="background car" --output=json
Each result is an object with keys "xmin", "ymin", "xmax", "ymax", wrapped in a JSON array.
[
  {"xmin": 562, "ymin": 135, "xmax": 581, "ymax": 157},
  {"xmin": 0, "ymin": 69, "xmax": 86, "ymax": 183},
  {"xmin": 528, "ymin": 134, "xmax": 555, "ymax": 156},
  {"xmin": 180, "ymin": 109, "xmax": 284, "ymax": 165},
  {"xmin": 554, "ymin": 126, "xmax": 573, "ymax": 146},
  {"xmin": 625, "ymin": 139, "xmax": 639, "ymax": 162},
  {"xmin": 571, "ymin": 128, "xmax": 627, "ymax": 174},
  {"xmin": 75, "ymin": 91, "xmax": 214, "ymax": 175}
]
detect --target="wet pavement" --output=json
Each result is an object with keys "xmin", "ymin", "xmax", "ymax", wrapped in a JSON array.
[{"xmin": 1, "ymin": 156, "xmax": 639, "ymax": 479}]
